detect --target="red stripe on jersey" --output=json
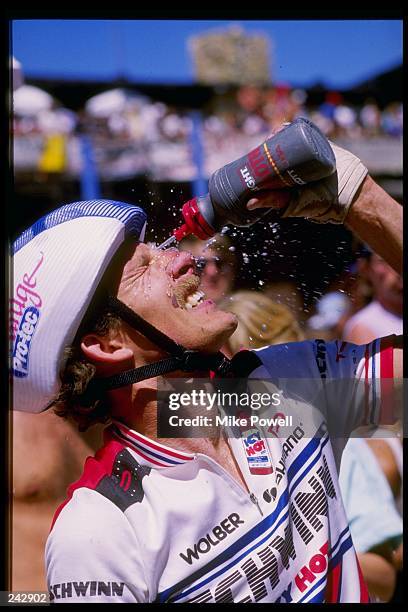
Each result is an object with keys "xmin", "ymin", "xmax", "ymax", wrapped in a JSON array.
[
  {"xmin": 325, "ymin": 562, "xmax": 342, "ymax": 602},
  {"xmin": 110, "ymin": 429, "xmax": 170, "ymax": 467},
  {"xmin": 356, "ymin": 557, "xmax": 370, "ymax": 603},
  {"xmin": 379, "ymin": 337, "xmax": 395, "ymax": 424},
  {"xmin": 114, "ymin": 421, "xmax": 194, "ymax": 461},
  {"xmin": 50, "ymin": 439, "xmax": 125, "ymax": 531},
  {"xmin": 363, "ymin": 344, "xmax": 370, "ymax": 425}
]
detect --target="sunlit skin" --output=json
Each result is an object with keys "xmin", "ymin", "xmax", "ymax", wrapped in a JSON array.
[
  {"xmin": 116, "ymin": 243, "xmax": 238, "ymax": 351},
  {"xmin": 80, "ymin": 243, "xmax": 247, "ymax": 477},
  {"xmin": 366, "ymin": 254, "xmax": 403, "ymax": 316}
]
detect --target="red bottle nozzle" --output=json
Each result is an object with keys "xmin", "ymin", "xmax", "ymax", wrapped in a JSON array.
[
  {"xmin": 173, "ymin": 222, "xmax": 191, "ymax": 241},
  {"xmin": 158, "ymin": 197, "xmax": 216, "ymax": 250},
  {"xmin": 173, "ymin": 198, "xmax": 216, "ymax": 241}
]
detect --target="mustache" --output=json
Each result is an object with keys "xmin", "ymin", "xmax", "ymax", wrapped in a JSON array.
[{"xmin": 172, "ymin": 274, "xmax": 201, "ymax": 308}]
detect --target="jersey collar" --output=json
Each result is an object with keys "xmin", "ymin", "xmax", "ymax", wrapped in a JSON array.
[{"xmin": 107, "ymin": 420, "xmax": 195, "ymax": 469}]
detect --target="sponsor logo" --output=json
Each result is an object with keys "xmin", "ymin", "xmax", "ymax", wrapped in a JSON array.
[
  {"xmin": 185, "ymin": 455, "xmax": 336, "ymax": 603},
  {"xmin": 314, "ymin": 339, "xmax": 327, "ymax": 380},
  {"xmin": 180, "ymin": 513, "xmax": 244, "ymax": 565},
  {"xmin": 242, "ymin": 428, "xmax": 273, "ymax": 474},
  {"xmin": 335, "ymin": 340, "xmax": 347, "ymax": 362},
  {"xmin": 12, "ymin": 306, "xmax": 40, "ymax": 378},
  {"xmin": 248, "ymin": 147, "xmax": 270, "ymax": 181},
  {"xmin": 240, "ymin": 166, "xmax": 259, "ymax": 191},
  {"xmin": 10, "ymin": 252, "xmax": 44, "ymax": 378},
  {"xmin": 274, "ymin": 425, "xmax": 305, "ymax": 486},
  {"xmin": 295, "ymin": 541, "xmax": 329, "ymax": 592},
  {"xmin": 9, "ymin": 252, "xmax": 44, "ymax": 342},
  {"xmin": 263, "ymin": 487, "xmax": 277, "ymax": 503},
  {"xmin": 287, "ymin": 169, "xmax": 306, "ymax": 185},
  {"xmin": 49, "ymin": 581, "xmax": 125, "ymax": 600},
  {"xmin": 267, "ymin": 412, "xmax": 286, "ymax": 438}
]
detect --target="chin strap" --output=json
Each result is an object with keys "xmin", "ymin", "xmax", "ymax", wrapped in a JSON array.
[{"xmin": 83, "ymin": 296, "xmax": 232, "ymax": 402}]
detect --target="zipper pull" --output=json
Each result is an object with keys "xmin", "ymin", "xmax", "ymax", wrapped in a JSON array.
[{"xmin": 250, "ymin": 492, "xmax": 264, "ymax": 516}]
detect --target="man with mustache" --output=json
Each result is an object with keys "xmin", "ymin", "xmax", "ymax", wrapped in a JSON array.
[{"xmin": 12, "ymin": 141, "xmax": 402, "ymax": 603}]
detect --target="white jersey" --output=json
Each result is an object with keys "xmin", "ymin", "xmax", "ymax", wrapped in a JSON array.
[{"xmin": 46, "ymin": 337, "xmax": 397, "ymax": 603}]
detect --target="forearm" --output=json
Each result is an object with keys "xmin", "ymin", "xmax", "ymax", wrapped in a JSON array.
[
  {"xmin": 358, "ymin": 552, "xmax": 396, "ymax": 602},
  {"xmin": 346, "ymin": 176, "xmax": 402, "ymax": 274}
]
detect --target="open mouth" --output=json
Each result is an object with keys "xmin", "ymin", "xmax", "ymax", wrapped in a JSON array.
[{"xmin": 173, "ymin": 274, "xmax": 206, "ymax": 310}]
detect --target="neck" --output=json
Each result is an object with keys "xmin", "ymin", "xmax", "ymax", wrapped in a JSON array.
[{"xmin": 110, "ymin": 370, "xmax": 224, "ymax": 456}]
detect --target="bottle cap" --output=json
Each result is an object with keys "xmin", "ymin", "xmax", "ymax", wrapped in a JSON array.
[
  {"xmin": 173, "ymin": 198, "xmax": 216, "ymax": 241},
  {"xmin": 173, "ymin": 223, "xmax": 191, "ymax": 241}
]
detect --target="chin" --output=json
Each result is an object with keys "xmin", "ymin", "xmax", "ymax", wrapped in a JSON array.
[
  {"xmin": 170, "ymin": 309, "xmax": 238, "ymax": 354},
  {"xmin": 197, "ymin": 311, "xmax": 238, "ymax": 353}
]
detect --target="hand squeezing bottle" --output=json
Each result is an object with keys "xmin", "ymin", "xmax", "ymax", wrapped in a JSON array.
[{"xmin": 158, "ymin": 117, "xmax": 336, "ymax": 249}]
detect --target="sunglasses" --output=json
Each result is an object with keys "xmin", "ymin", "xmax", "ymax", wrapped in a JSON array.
[{"xmin": 195, "ymin": 256, "xmax": 231, "ymax": 273}]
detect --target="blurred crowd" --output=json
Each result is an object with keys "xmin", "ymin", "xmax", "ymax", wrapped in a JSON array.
[{"xmin": 13, "ymin": 83, "xmax": 403, "ymax": 181}]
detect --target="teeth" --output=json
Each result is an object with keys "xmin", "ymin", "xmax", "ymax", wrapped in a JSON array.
[{"xmin": 185, "ymin": 290, "xmax": 205, "ymax": 309}]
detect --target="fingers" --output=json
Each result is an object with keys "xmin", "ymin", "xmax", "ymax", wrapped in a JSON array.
[
  {"xmin": 247, "ymin": 190, "xmax": 291, "ymax": 211},
  {"xmin": 267, "ymin": 121, "xmax": 290, "ymax": 140}
]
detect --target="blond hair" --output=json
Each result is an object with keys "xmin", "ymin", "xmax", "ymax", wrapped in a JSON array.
[{"xmin": 221, "ymin": 290, "xmax": 304, "ymax": 355}]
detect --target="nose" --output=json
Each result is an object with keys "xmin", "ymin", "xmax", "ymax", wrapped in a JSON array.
[
  {"xmin": 170, "ymin": 250, "xmax": 197, "ymax": 279},
  {"xmin": 205, "ymin": 260, "xmax": 219, "ymax": 278}
]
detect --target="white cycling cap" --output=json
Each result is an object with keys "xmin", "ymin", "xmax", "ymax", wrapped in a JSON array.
[{"xmin": 11, "ymin": 199, "xmax": 147, "ymax": 413}]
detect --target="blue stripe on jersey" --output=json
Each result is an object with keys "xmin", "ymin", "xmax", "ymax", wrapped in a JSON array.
[
  {"xmin": 297, "ymin": 528, "xmax": 351, "ymax": 603},
  {"xmin": 328, "ymin": 535, "xmax": 353, "ymax": 570},
  {"xmin": 289, "ymin": 435, "xmax": 330, "ymax": 495},
  {"xmin": 13, "ymin": 200, "xmax": 147, "ymax": 254},
  {"xmin": 303, "ymin": 584, "xmax": 327, "ymax": 603},
  {"xmin": 287, "ymin": 422, "xmax": 327, "ymax": 484},
  {"xmin": 113, "ymin": 427, "xmax": 183, "ymax": 466},
  {"xmin": 157, "ymin": 432, "xmax": 329, "ymax": 603},
  {"xmin": 329, "ymin": 526, "xmax": 350, "ymax": 559}
]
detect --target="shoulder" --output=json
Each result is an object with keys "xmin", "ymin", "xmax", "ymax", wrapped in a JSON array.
[
  {"xmin": 45, "ymin": 486, "xmax": 148, "ymax": 603},
  {"xmin": 50, "ymin": 438, "xmax": 151, "ymax": 531},
  {"xmin": 253, "ymin": 339, "xmax": 322, "ymax": 378}
]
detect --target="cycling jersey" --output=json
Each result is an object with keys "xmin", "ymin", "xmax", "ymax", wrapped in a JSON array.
[{"xmin": 46, "ymin": 337, "xmax": 396, "ymax": 603}]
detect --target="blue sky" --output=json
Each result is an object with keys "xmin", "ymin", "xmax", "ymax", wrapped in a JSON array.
[{"xmin": 12, "ymin": 20, "xmax": 402, "ymax": 89}]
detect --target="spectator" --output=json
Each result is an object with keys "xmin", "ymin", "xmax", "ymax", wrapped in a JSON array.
[
  {"xmin": 264, "ymin": 280, "xmax": 306, "ymax": 325},
  {"xmin": 333, "ymin": 103, "xmax": 360, "ymax": 139},
  {"xmin": 340, "ymin": 248, "xmax": 403, "ymax": 602},
  {"xmin": 342, "ymin": 252, "xmax": 402, "ymax": 344},
  {"xmin": 180, "ymin": 233, "xmax": 236, "ymax": 304},
  {"xmin": 360, "ymin": 98, "xmax": 382, "ymax": 137},
  {"xmin": 381, "ymin": 102, "xmax": 403, "ymax": 138},
  {"xmin": 219, "ymin": 290, "xmax": 304, "ymax": 358},
  {"xmin": 339, "ymin": 438, "xmax": 403, "ymax": 602}
]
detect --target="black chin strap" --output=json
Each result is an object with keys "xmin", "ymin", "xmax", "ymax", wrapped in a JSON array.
[{"xmin": 83, "ymin": 296, "xmax": 232, "ymax": 401}]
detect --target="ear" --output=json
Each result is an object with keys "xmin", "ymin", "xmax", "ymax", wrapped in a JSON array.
[{"xmin": 80, "ymin": 334, "xmax": 134, "ymax": 365}]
